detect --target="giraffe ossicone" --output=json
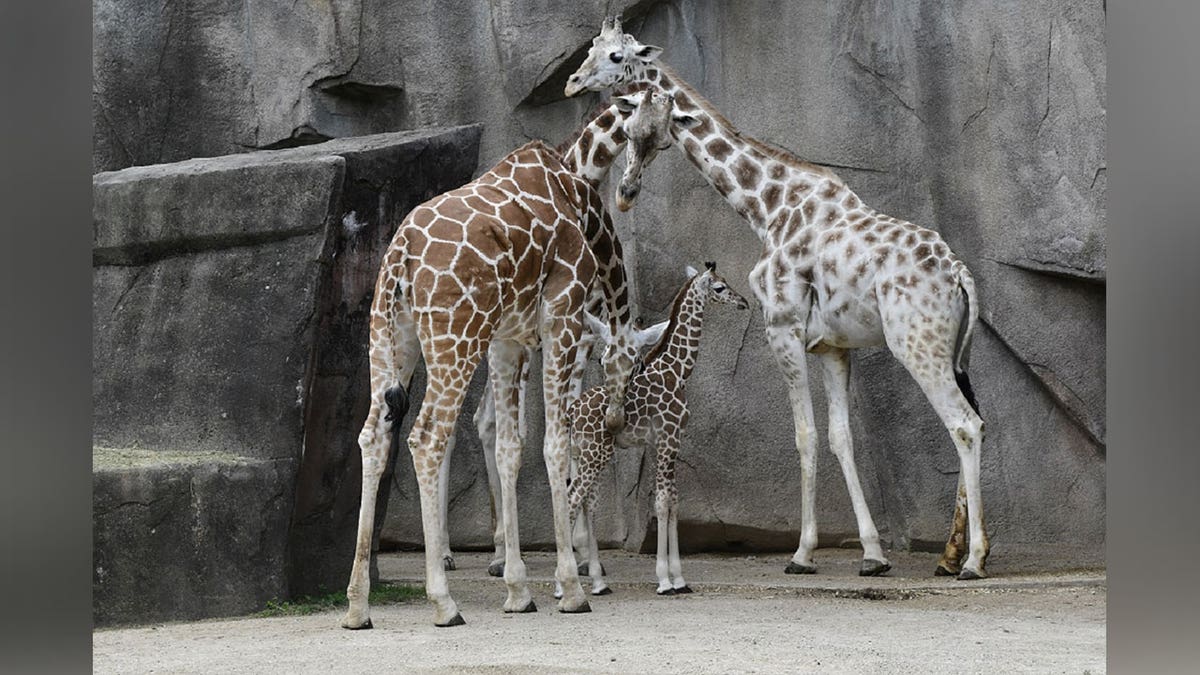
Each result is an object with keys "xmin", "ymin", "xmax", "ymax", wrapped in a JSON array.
[{"xmin": 567, "ymin": 23, "xmax": 991, "ymax": 581}]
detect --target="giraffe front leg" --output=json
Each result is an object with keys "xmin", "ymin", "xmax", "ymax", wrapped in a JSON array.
[
  {"xmin": 567, "ymin": 412, "xmax": 612, "ymax": 597},
  {"xmin": 819, "ymin": 350, "xmax": 890, "ymax": 576},
  {"xmin": 489, "ymin": 341, "xmax": 536, "ymax": 613},
  {"xmin": 584, "ymin": 489, "xmax": 611, "ymax": 595},
  {"xmin": 765, "ymin": 322, "xmax": 821, "ymax": 575},
  {"xmin": 542, "ymin": 329, "xmax": 589, "ymax": 613},
  {"xmin": 655, "ymin": 421, "xmax": 690, "ymax": 593},
  {"xmin": 653, "ymin": 484, "xmax": 673, "ymax": 595}
]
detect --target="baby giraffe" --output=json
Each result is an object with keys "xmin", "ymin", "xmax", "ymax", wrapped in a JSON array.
[{"xmin": 567, "ymin": 263, "xmax": 749, "ymax": 595}]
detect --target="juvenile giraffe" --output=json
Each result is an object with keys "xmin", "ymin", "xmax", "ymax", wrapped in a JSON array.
[
  {"xmin": 566, "ymin": 20, "xmax": 990, "ymax": 580},
  {"xmin": 427, "ymin": 95, "xmax": 669, "ymax": 576},
  {"xmin": 568, "ymin": 262, "xmax": 749, "ymax": 595},
  {"xmin": 468, "ymin": 312, "xmax": 666, "ymax": 578},
  {"xmin": 342, "ymin": 133, "xmax": 642, "ymax": 629}
]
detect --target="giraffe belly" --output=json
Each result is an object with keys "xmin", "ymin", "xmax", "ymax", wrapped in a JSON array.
[{"xmin": 807, "ymin": 291, "xmax": 885, "ymax": 351}]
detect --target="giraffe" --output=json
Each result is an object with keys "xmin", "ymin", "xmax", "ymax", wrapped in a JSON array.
[
  {"xmin": 341, "ymin": 131, "xmax": 644, "ymax": 629},
  {"xmin": 568, "ymin": 262, "xmax": 749, "ymax": 595},
  {"xmin": 426, "ymin": 94, "xmax": 671, "ymax": 577},
  {"xmin": 468, "ymin": 312, "xmax": 667, "ymax": 578},
  {"xmin": 564, "ymin": 19, "xmax": 991, "ymax": 580}
]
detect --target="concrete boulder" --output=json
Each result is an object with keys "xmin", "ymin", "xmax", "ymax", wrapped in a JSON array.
[{"xmin": 92, "ymin": 127, "xmax": 481, "ymax": 624}]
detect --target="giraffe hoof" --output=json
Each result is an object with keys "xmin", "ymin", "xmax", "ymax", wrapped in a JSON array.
[
  {"xmin": 957, "ymin": 568, "xmax": 987, "ymax": 581},
  {"xmin": 934, "ymin": 563, "xmax": 960, "ymax": 577},
  {"xmin": 341, "ymin": 617, "xmax": 372, "ymax": 630},
  {"xmin": 487, "ymin": 561, "xmax": 505, "ymax": 577},
  {"xmin": 435, "ymin": 613, "xmax": 466, "ymax": 627},
  {"xmin": 784, "ymin": 562, "xmax": 817, "ymax": 575},
  {"xmin": 505, "ymin": 599, "xmax": 538, "ymax": 614},
  {"xmin": 859, "ymin": 559, "xmax": 891, "ymax": 577},
  {"xmin": 559, "ymin": 600, "xmax": 592, "ymax": 614},
  {"xmin": 592, "ymin": 586, "xmax": 613, "ymax": 596},
  {"xmin": 656, "ymin": 588, "xmax": 677, "ymax": 596},
  {"xmin": 442, "ymin": 556, "xmax": 456, "ymax": 571},
  {"xmin": 673, "ymin": 585, "xmax": 693, "ymax": 594}
]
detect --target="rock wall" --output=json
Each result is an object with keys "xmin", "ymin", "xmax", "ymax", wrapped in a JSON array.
[
  {"xmin": 94, "ymin": 1, "xmax": 1105, "ymax": 565},
  {"xmin": 92, "ymin": 127, "xmax": 481, "ymax": 623}
]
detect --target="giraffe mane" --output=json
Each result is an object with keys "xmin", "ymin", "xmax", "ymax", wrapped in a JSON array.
[
  {"xmin": 650, "ymin": 63, "xmax": 844, "ymax": 185},
  {"xmin": 639, "ymin": 272, "xmax": 698, "ymax": 367}
]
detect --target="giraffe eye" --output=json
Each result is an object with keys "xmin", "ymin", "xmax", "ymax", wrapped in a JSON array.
[{"xmin": 609, "ymin": 52, "xmax": 624, "ymax": 64}]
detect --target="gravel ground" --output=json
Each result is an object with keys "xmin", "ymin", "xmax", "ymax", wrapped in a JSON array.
[{"xmin": 93, "ymin": 549, "xmax": 1105, "ymax": 674}]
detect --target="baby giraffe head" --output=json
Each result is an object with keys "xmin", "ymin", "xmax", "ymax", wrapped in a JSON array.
[
  {"xmin": 614, "ymin": 91, "xmax": 700, "ymax": 211},
  {"xmin": 583, "ymin": 312, "xmax": 668, "ymax": 431},
  {"xmin": 564, "ymin": 16, "xmax": 662, "ymax": 97},
  {"xmin": 688, "ymin": 261, "xmax": 751, "ymax": 310}
]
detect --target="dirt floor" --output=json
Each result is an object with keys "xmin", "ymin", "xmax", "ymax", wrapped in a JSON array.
[{"xmin": 93, "ymin": 549, "xmax": 1106, "ymax": 674}]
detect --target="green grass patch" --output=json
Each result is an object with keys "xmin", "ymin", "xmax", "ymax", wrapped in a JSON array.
[{"xmin": 255, "ymin": 582, "xmax": 424, "ymax": 618}]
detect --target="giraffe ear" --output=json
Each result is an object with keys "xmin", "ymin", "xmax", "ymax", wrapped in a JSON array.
[
  {"xmin": 685, "ymin": 265, "xmax": 699, "ymax": 279},
  {"xmin": 673, "ymin": 113, "xmax": 701, "ymax": 130},
  {"xmin": 634, "ymin": 44, "xmax": 663, "ymax": 62},
  {"xmin": 584, "ymin": 311, "xmax": 612, "ymax": 343},
  {"xmin": 613, "ymin": 94, "xmax": 640, "ymax": 114},
  {"xmin": 636, "ymin": 320, "xmax": 669, "ymax": 348}
]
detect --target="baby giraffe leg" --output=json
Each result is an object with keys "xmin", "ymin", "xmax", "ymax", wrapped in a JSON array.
[
  {"xmin": 583, "ymin": 489, "xmax": 611, "ymax": 595},
  {"xmin": 935, "ymin": 473, "xmax": 969, "ymax": 576},
  {"xmin": 472, "ymin": 380, "xmax": 507, "ymax": 578}
]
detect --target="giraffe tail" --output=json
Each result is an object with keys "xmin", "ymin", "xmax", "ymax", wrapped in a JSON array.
[{"xmin": 953, "ymin": 264, "xmax": 980, "ymax": 415}]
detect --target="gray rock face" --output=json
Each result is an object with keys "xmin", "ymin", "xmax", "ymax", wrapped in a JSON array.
[
  {"xmin": 95, "ymin": 1, "xmax": 1104, "ymax": 569},
  {"xmin": 92, "ymin": 127, "xmax": 482, "ymax": 622}
]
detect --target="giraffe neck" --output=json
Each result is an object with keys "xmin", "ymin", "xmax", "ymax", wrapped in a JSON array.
[
  {"xmin": 644, "ymin": 276, "xmax": 706, "ymax": 380},
  {"xmin": 562, "ymin": 104, "xmax": 628, "ymax": 187},
  {"xmin": 631, "ymin": 64, "xmax": 842, "ymax": 244}
]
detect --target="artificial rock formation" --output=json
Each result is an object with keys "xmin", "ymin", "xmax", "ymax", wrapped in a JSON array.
[
  {"xmin": 92, "ymin": 127, "xmax": 481, "ymax": 623},
  {"xmin": 94, "ymin": 0, "xmax": 1104, "ymax": 572}
]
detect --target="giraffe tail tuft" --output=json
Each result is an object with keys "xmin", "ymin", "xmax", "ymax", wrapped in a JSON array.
[
  {"xmin": 953, "ymin": 264, "xmax": 980, "ymax": 415},
  {"xmin": 384, "ymin": 385, "xmax": 410, "ymax": 428}
]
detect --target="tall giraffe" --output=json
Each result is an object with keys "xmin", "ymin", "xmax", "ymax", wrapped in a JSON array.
[
  {"xmin": 569, "ymin": 262, "xmax": 749, "ymax": 595},
  {"xmin": 431, "ymin": 96, "xmax": 669, "ymax": 576},
  {"xmin": 565, "ymin": 20, "xmax": 990, "ymax": 580},
  {"xmin": 342, "ymin": 131, "xmax": 642, "ymax": 629}
]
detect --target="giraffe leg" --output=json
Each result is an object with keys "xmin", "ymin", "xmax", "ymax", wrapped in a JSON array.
[
  {"xmin": 542, "ymin": 337, "xmax": 590, "ymax": 613},
  {"xmin": 488, "ymin": 340, "xmax": 536, "ymax": 613},
  {"xmin": 343, "ymin": 307, "xmax": 419, "ymax": 630},
  {"xmin": 818, "ymin": 349, "xmax": 890, "ymax": 576},
  {"xmin": 567, "ymin": 401, "xmax": 611, "ymax": 596},
  {"xmin": 764, "ymin": 323, "xmax": 820, "ymax": 575},
  {"xmin": 437, "ymin": 428, "xmax": 457, "ymax": 571},
  {"xmin": 653, "ymin": 482, "xmax": 673, "ymax": 595},
  {"xmin": 341, "ymin": 399, "xmax": 391, "ymax": 630},
  {"xmin": 473, "ymin": 378, "xmax": 507, "ymax": 577},
  {"xmin": 409, "ymin": 355, "xmax": 480, "ymax": 626},
  {"xmin": 584, "ymin": 489, "xmax": 611, "ymax": 595},
  {"xmin": 884, "ymin": 308, "xmax": 990, "ymax": 580},
  {"xmin": 656, "ymin": 422, "xmax": 690, "ymax": 592},
  {"xmin": 935, "ymin": 473, "xmax": 969, "ymax": 576}
]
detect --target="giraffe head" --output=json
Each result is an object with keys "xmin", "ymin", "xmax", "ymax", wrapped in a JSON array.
[
  {"xmin": 613, "ymin": 91, "xmax": 700, "ymax": 211},
  {"xmin": 584, "ymin": 312, "xmax": 669, "ymax": 353},
  {"xmin": 688, "ymin": 262, "xmax": 751, "ymax": 310},
  {"xmin": 564, "ymin": 17, "xmax": 662, "ymax": 97},
  {"xmin": 583, "ymin": 312, "xmax": 662, "ymax": 430}
]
